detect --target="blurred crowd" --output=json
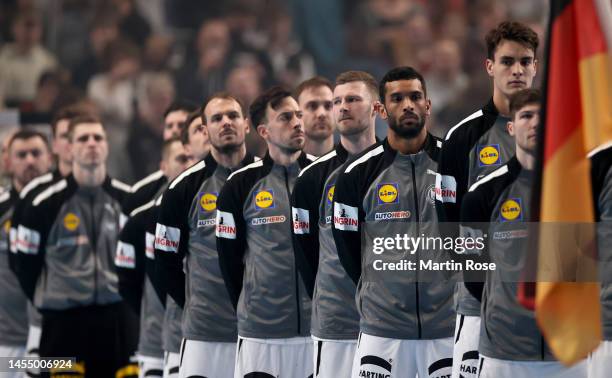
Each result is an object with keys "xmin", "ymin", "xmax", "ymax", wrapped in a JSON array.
[{"xmin": 0, "ymin": 0, "xmax": 547, "ymax": 183}]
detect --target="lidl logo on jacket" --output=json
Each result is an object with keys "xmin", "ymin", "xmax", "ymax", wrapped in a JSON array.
[
  {"xmin": 478, "ymin": 144, "xmax": 501, "ymax": 166},
  {"xmin": 500, "ymin": 198, "xmax": 522, "ymax": 222},
  {"xmin": 254, "ymin": 189, "xmax": 275, "ymax": 209},
  {"xmin": 377, "ymin": 183, "xmax": 399, "ymax": 205}
]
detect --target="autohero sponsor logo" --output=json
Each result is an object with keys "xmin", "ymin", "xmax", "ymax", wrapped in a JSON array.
[
  {"xmin": 500, "ymin": 198, "xmax": 522, "ymax": 222},
  {"xmin": 197, "ymin": 218, "xmax": 216, "ymax": 228},
  {"xmin": 377, "ymin": 183, "xmax": 399, "ymax": 204},
  {"xmin": 63, "ymin": 212, "xmax": 80, "ymax": 231},
  {"xmin": 334, "ymin": 202, "xmax": 358, "ymax": 231},
  {"xmin": 253, "ymin": 189, "xmax": 275, "ymax": 209},
  {"xmin": 292, "ymin": 207, "xmax": 309, "ymax": 234},
  {"xmin": 251, "ymin": 215, "xmax": 286, "ymax": 226},
  {"xmin": 374, "ymin": 210, "xmax": 411, "ymax": 221},
  {"xmin": 199, "ymin": 192, "xmax": 218, "ymax": 212},
  {"xmin": 359, "ymin": 355, "xmax": 392, "ymax": 378},
  {"xmin": 435, "ymin": 174, "xmax": 457, "ymax": 203},
  {"xmin": 493, "ymin": 229, "xmax": 528, "ymax": 240},
  {"xmin": 478, "ymin": 144, "xmax": 501, "ymax": 166},
  {"xmin": 215, "ymin": 211, "xmax": 236, "ymax": 239},
  {"xmin": 154, "ymin": 224, "xmax": 180, "ymax": 252}
]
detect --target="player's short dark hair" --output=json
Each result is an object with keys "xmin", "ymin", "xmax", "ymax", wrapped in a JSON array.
[
  {"xmin": 161, "ymin": 136, "xmax": 183, "ymax": 161},
  {"xmin": 163, "ymin": 99, "xmax": 199, "ymax": 119},
  {"xmin": 181, "ymin": 109, "xmax": 202, "ymax": 145},
  {"xmin": 335, "ymin": 71, "xmax": 378, "ymax": 100},
  {"xmin": 51, "ymin": 104, "xmax": 92, "ymax": 137},
  {"xmin": 249, "ymin": 86, "xmax": 292, "ymax": 127},
  {"xmin": 68, "ymin": 114, "xmax": 104, "ymax": 140},
  {"xmin": 485, "ymin": 21, "xmax": 539, "ymax": 60},
  {"xmin": 8, "ymin": 129, "xmax": 50, "ymax": 151},
  {"xmin": 379, "ymin": 66, "xmax": 428, "ymax": 103},
  {"xmin": 201, "ymin": 92, "xmax": 245, "ymax": 125},
  {"xmin": 509, "ymin": 88, "xmax": 541, "ymax": 119},
  {"xmin": 294, "ymin": 76, "xmax": 333, "ymax": 100}
]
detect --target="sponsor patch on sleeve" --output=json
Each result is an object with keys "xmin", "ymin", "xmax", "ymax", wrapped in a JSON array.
[
  {"xmin": 435, "ymin": 174, "xmax": 457, "ymax": 203},
  {"xmin": 215, "ymin": 211, "xmax": 237, "ymax": 239},
  {"xmin": 154, "ymin": 223, "xmax": 181, "ymax": 253},
  {"xmin": 119, "ymin": 213, "xmax": 128, "ymax": 229},
  {"xmin": 9, "ymin": 227, "xmax": 17, "ymax": 254},
  {"xmin": 333, "ymin": 202, "xmax": 359, "ymax": 231},
  {"xmin": 291, "ymin": 207, "xmax": 310, "ymax": 234},
  {"xmin": 16, "ymin": 225, "xmax": 40, "ymax": 255},
  {"xmin": 145, "ymin": 232, "xmax": 155, "ymax": 259},
  {"xmin": 115, "ymin": 241, "xmax": 136, "ymax": 268}
]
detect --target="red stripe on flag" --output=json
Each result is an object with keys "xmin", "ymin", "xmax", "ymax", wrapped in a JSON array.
[
  {"xmin": 544, "ymin": 4, "xmax": 582, "ymax": 162},
  {"xmin": 576, "ymin": 0, "xmax": 608, "ymax": 58}
]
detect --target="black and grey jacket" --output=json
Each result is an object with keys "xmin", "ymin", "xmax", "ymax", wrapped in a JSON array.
[
  {"xmin": 592, "ymin": 144, "xmax": 612, "ymax": 340},
  {"xmin": 9, "ymin": 171, "xmax": 62, "ymax": 329},
  {"xmin": 435, "ymin": 98, "xmax": 514, "ymax": 316},
  {"xmin": 332, "ymin": 136, "xmax": 455, "ymax": 340},
  {"xmin": 14, "ymin": 174, "xmax": 130, "ymax": 311},
  {"xmin": 10, "ymin": 170, "xmax": 63, "ymax": 255},
  {"xmin": 216, "ymin": 152, "xmax": 315, "ymax": 339},
  {"xmin": 291, "ymin": 143, "xmax": 364, "ymax": 340},
  {"xmin": 460, "ymin": 156, "xmax": 553, "ymax": 360},
  {"xmin": 121, "ymin": 170, "xmax": 167, "ymax": 222},
  {"xmin": 155, "ymin": 152, "xmax": 256, "ymax": 343},
  {"xmin": 116, "ymin": 197, "xmax": 164, "ymax": 359},
  {"xmin": 0, "ymin": 188, "xmax": 28, "ymax": 346}
]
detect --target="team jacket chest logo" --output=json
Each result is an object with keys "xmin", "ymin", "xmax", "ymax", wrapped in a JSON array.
[
  {"xmin": 478, "ymin": 144, "xmax": 502, "ymax": 166},
  {"xmin": 500, "ymin": 198, "xmax": 522, "ymax": 222},
  {"xmin": 254, "ymin": 189, "xmax": 275, "ymax": 209},
  {"xmin": 199, "ymin": 192, "xmax": 218, "ymax": 212},
  {"xmin": 63, "ymin": 213, "xmax": 80, "ymax": 231},
  {"xmin": 3, "ymin": 219, "xmax": 10, "ymax": 234},
  {"xmin": 377, "ymin": 183, "xmax": 399, "ymax": 204},
  {"xmin": 326, "ymin": 184, "xmax": 335, "ymax": 206}
]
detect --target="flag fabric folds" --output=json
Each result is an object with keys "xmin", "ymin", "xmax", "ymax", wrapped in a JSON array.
[{"xmin": 534, "ymin": 0, "xmax": 612, "ymax": 366}]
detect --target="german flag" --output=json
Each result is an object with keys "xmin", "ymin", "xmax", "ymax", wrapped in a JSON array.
[{"xmin": 529, "ymin": 0, "xmax": 612, "ymax": 366}]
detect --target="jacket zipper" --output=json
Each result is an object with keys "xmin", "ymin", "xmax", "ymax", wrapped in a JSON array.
[
  {"xmin": 89, "ymin": 195, "xmax": 98, "ymax": 304},
  {"xmin": 410, "ymin": 161, "xmax": 422, "ymax": 339},
  {"xmin": 284, "ymin": 166, "xmax": 301, "ymax": 334}
]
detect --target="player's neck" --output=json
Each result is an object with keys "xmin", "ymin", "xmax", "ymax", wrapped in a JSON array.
[
  {"xmin": 211, "ymin": 144, "xmax": 247, "ymax": 169},
  {"xmin": 516, "ymin": 146, "xmax": 535, "ymax": 170},
  {"xmin": 73, "ymin": 164, "xmax": 106, "ymax": 187},
  {"xmin": 303, "ymin": 136, "xmax": 333, "ymax": 157},
  {"xmin": 58, "ymin": 160, "xmax": 72, "ymax": 177},
  {"xmin": 267, "ymin": 143, "xmax": 301, "ymax": 166},
  {"xmin": 493, "ymin": 90, "xmax": 511, "ymax": 117},
  {"xmin": 12, "ymin": 179, "xmax": 24, "ymax": 193},
  {"xmin": 387, "ymin": 127, "xmax": 427, "ymax": 155},
  {"xmin": 341, "ymin": 125, "xmax": 377, "ymax": 155}
]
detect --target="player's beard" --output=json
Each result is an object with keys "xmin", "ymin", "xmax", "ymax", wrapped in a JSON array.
[{"xmin": 388, "ymin": 113, "xmax": 425, "ymax": 138}]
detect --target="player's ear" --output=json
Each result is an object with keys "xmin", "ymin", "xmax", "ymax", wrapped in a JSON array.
[
  {"xmin": 377, "ymin": 102, "xmax": 388, "ymax": 120},
  {"xmin": 425, "ymin": 98, "xmax": 432, "ymax": 116},
  {"xmin": 257, "ymin": 124, "xmax": 268, "ymax": 139},
  {"xmin": 507, "ymin": 120, "xmax": 515, "ymax": 136},
  {"xmin": 485, "ymin": 58, "xmax": 494, "ymax": 77},
  {"xmin": 244, "ymin": 118, "xmax": 251, "ymax": 134}
]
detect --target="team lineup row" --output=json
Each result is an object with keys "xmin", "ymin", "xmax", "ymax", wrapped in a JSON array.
[{"xmin": 1, "ymin": 20, "xmax": 610, "ymax": 378}]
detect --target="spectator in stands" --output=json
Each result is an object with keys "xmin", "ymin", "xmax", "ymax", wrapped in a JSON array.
[{"xmin": 0, "ymin": 10, "xmax": 57, "ymax": 105}]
